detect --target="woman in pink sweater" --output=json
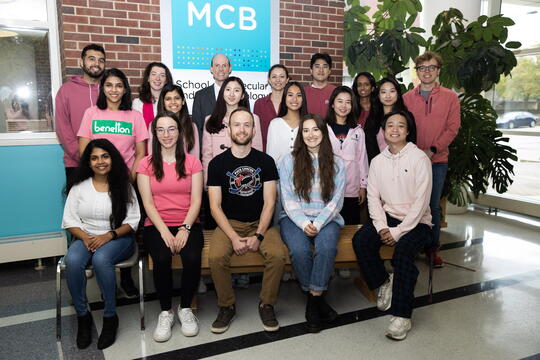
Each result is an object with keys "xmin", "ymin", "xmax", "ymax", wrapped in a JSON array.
[{"xmin": 352, "ymin": 110, "xmax": 433, "ymax": 341}]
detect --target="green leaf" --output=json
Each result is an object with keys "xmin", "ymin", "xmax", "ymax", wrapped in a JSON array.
[
  {"xmin": 478, "ymin": 15, "xmax": 488, "ymax": 24},
  {"xmin": 410, "ymin": 32, "xmax": 427, "ymax": 47},
  {"xmin": 482, "ymin": 29, "xmax": 493, "ymax": 41},
  {"xmin": 409, "ymin": 27, "xmax": 425, "ymax": 33},
  {"xmin": 505, "ymin": 41, "xmax": 521, "ymax": 49}
]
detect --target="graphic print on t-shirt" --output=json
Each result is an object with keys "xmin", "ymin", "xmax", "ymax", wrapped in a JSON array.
[
  {"xmin": 92, "ymin": 120, "xmax": 133, "ymax": 135},
  {"xmin": 226, "ymin": 166, "xmax": 262, "ymax": 197}
]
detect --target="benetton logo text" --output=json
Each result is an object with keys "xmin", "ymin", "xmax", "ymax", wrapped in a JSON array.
[{"xmin": 92, "ymin": 120, "xmax": 132, "ymax": 135}]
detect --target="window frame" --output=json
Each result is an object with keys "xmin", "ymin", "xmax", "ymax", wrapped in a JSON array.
[{"xmin": 0, "ymin": 0, "xmax": 61, "ymax": 146}]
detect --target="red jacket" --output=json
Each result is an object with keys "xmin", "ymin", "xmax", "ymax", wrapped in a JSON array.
[{"xmin": 403, "ymin": 84, "xmax": 461, "ymax": 163}]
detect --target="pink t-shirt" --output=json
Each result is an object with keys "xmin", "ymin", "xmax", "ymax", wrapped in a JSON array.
[
  {"xmin": 77, "ymin": 106, "xmax": 149, "ymax": 168},
  {"xmin": 137, "ymin": 154, "xmax": 203, "ymax": 227}
]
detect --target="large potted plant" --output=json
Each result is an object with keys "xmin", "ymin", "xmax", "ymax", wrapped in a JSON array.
[{"xmin": 344, "ymin": 0, "xmax": 518, "ymax": 206}]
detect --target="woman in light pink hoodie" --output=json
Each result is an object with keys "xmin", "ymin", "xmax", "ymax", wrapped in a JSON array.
[
  {"xmin": 326, "ymin": 86, "xmax": 368, "ymax": 225},
  {"xmin": 352, "ymin": 110, "xmax": 433, "ymax": 341}
]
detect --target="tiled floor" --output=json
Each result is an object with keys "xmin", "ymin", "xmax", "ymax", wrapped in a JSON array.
[{"xmin": 1, "ymin": 208, "xmax": 539, "ymax": 360}]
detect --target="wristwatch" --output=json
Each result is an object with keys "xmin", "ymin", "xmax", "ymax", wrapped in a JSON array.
[
  {"xmin": 109, "ymin": 230, "xmax": 118, "ymax": 240},
  {"xmin": 178, "ymin": 224, "xmax": 192, "ymax": 232},
  {"xmin": 255, "ymin": 233, "xmax": 264, "ymax": 242}
]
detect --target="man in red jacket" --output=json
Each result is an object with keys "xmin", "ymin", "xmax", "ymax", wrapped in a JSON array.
[
  {"xmin": 55, "ymin": 44, "xmax": 106, "ymax": 186},
  {"xmin": 403, "ymin": 51, "xmax": 461, "ymax": 267}
]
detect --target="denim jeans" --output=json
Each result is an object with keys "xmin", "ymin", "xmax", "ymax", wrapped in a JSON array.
[
  {"xmin": 279, "ymin": 217, "xmax": 340, "ymax": 291},
  {"xmin": 65, "ymin": 235, "xmax": 134, "ymax": 317},
  {"xmin": 430, "ymin": 163, "xmax": 448, "ymax": 247}
]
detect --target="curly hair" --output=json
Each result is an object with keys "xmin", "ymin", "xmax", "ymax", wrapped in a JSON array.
[{"xmin": 138, "ymin": 62, "xmax": 173, "ymax": 103}]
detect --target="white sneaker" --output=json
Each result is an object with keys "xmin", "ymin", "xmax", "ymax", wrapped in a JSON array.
[
  {"xmin": 338, "ymin": 269, "xmax": 351, "ymax": 279},
  {"xmin": 153, "ymin": 311, "xmax": 174, "ymax": 342},
  {"xmin": 377, "ymin": 273, "xmax": 393, "ymax": 311},
  {"xmin": 198, "ymin": 277, "xmax": 207, "ymax": 294},
  {"xmin": 178, "ymin": 307, "xmax": 199, "ymax": 336},
  {"xmin": 386, "ymin": 316, "xmax": 412, "ymax": 340}
]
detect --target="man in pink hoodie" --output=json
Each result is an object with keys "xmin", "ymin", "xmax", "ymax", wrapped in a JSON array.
[
  {"xmin": 403, "ymin": 51, "xmax": 461, "ymax": 267},
  {"xmin": 55, "ymin": 44, "xmax": 106, "ymax": 185}
]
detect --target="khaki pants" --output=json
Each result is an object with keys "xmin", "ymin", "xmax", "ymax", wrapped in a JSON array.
[{"xmin": 208, "ymin": 220, "xmax": 286, "ymax": 306}]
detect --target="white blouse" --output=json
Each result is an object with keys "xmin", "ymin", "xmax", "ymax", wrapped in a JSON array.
[
  {"xmin": 62, "ymin": 178, "xmax": 140, "ymax": 235},
  {"xmin": 266, "ymin": 117, "xmax": 299, "ymax": 168}
]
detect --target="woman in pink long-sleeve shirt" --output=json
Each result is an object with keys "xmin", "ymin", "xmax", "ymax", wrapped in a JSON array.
[
  {"xmin": 352, "ymin": 110, "xmax": 433, "ymax": 341},
  {"xmin": 201, "ymin": 76, "xmax": 263, "ymax": 185}
]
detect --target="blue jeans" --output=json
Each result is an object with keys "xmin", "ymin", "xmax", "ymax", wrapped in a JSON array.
[
  {"xmin": 279, "ymin": 217, "xmax": 340, "ymax": 291},
  {"xmin": 65, "ymin": 235, "xmax": 134, "ymax": 317},
  {"xmin": 430, "ymin": 163, "xmax": 448, "ymax": 247}
]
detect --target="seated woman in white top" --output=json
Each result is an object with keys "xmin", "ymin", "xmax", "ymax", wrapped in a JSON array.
[
  {"xmin": 352, "ymin": 110, "xmax": 433, "ymax": 341},
  {"xmin": 62, "ymin": 139, "xmax": 140, "ymax": 350}
]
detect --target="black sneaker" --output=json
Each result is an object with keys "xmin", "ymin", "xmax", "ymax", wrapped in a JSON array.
[
  {"xmin": 211, "ymin": 305, "xmax": 236, "ymax": 334},
  {"xmin": 305, "ymin": 294, "xmax": 321, "ymax": 333},
  {"xmin": 258, "ymin": 303, "xmax": 279, "ymax": 332},
  {"xmin": 318, "ymin": 296, "xmax": 338, "ymax": 323}
]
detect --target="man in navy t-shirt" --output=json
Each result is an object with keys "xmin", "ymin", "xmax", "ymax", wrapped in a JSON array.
[{"xmin": 207, "ymin": 107, "xmax": 286, "ymax": 334}]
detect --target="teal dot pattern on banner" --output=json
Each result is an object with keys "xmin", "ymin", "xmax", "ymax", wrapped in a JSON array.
[{"xmin": 171, "ymin": 0, "xmax": 271, "ymax": 72}]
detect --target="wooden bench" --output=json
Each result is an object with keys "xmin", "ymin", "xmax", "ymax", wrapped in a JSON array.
[{"xmin": 148, "ymin": 225, "xmax": 394, "ymax": 303}]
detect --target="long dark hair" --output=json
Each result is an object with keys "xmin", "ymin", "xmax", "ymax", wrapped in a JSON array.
[
  {"xmin": 277, "ymin": 81, "xmax": 308, "ymax": 118},
  {"xmin": 67, "ymin": 139, "xmax": 133, "ymax": 229},
  {"xmin": 96, "ymin": 68, "xmax": 132, "ymax": 111},
  {"xmin": 365, "ymin": 77, "xmax": 409, "ymax": 161},
  {"xmin": 382, "ymin": 110, "xmax": 417, "ymax": 144},
  {"xmin": 156, "ymin": 84, "xmax": 195, "ymax": 153},
  {"xmin": 206, "ymin": 76, "xmax": 249, "ymax": 134},
  {"xmin": 352, "ymin": 72, "xmax": 376, "ymax": 111},
  {"xmin": 325, "ymin": 86, "xmax": 358, "ymax": 128},
  {"xmin": 138, "ymin": 62, "xmax": 173, "ymax": 103},
  {"xmin": 150, "ymin": 112, "xmax": 186, "ymax": 181},
  {"xmin": 292, "ymin": 114, "xmax": 335, "ymax": 203}
]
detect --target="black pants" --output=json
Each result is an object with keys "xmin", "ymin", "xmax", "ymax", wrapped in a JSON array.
[
  {"xmin": 143, "ymin": 224, "xmax": 204, "ymax": 310},
  {"xmin": 352, "ymin": 215, "xmax": 433, "ymax": 318},
  {"xmin": 340, "ymin": 197, "xmax": 361, "ymax": 225}
]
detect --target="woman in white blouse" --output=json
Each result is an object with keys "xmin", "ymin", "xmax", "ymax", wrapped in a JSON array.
[
  {"xmin": 266, "ymin": 81, "xmax": 308, "ymax": 167},
  {"xmin": 62, "ymin": 139, "xmax": 140, "ymax": 350}
]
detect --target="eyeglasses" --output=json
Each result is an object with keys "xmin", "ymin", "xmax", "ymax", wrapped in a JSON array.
[
  {"xmin": 416, "ymin": 65, "xmax": 439, "ymax": 72},
  {"xmin": 156, "ymin": 127, "xmax": 178, "ymax": 135}
]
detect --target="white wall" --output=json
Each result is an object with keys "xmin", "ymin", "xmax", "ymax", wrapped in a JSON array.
[{"xmin": 421, "ymin": 0, "xmax": 482, "ymax": 37}]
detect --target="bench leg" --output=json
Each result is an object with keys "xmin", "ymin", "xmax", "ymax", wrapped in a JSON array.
[
  {"xmin": 138, "ymin": 258, "xmax": 145, "ymax": 331},
  {"xmin": 56, "ymin": 259, "xmax": 62, "ymax": 341},
  {"xmin": 354, "ymin": 272, "xmax": 378, "ymax": 303}
]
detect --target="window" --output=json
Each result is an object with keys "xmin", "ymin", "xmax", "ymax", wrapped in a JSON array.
[
  {"xmin": 0, "ymin": 0, "xmax": 60, "ymax": 140},
  {"xmin": 483, "ymin": 0, "xmax": 540, "ymax": 210}
]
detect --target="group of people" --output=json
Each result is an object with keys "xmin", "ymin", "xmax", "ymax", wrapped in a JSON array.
[{"xmin": 55, "ymin": 43, "xmax": 460, "ymax": 350}]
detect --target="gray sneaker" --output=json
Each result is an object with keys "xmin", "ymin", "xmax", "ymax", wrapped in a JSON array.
[
  {"xmin": 211, "ymin": 305, "xmax": 236, "ymax": 334},
  {"xmin": 377, "ymin": 273, "xmax": 393, "ymax": 311},
  {"xmin": 259, "ymin": 303, "xmax": 279, "ymax": 332}
]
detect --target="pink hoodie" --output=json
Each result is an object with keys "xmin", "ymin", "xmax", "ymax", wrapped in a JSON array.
[
  {"xmin": 367, "ymin": 142, "xmax": 432, "ymax": 242},
  {"xmin": 328, "ymin": 124, "xmax": 369, "ymax": 197},
  {"xmin": 403, "ymin": 84, "xmax": 461, "ymax": 163},
  {"xmin": 55, "ymin": 75, "xmax": 99, "ymax": 167}
]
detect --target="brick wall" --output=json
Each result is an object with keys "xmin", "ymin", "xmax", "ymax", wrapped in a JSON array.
[{"xmin": 58, "ymin": 0, "xmax": 344, "ymax": 91}]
